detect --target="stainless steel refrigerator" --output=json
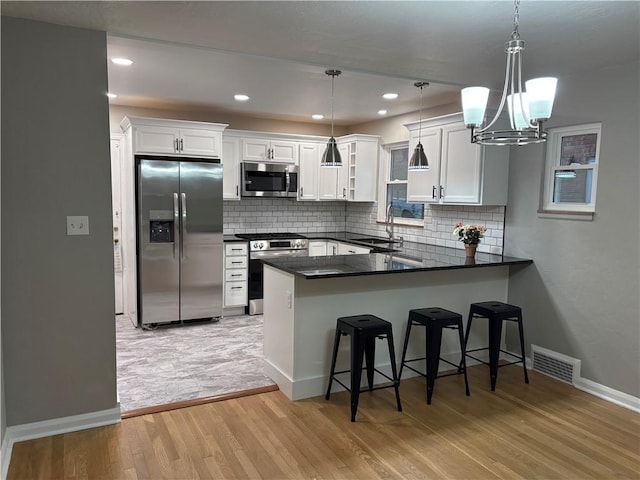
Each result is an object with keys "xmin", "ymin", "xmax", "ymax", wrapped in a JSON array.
[{"xmin": 136, "ymin": 156, "xmax": 223, "ymax": 327}]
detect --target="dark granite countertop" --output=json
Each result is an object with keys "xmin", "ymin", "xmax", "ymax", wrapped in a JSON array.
[
  {"xmin": 262, "ymin": 245, "xmax": 532, "ymax": 279},
  {"xmin": 223, "ymin": 235, "xmax": 247, "ymax": 242}
]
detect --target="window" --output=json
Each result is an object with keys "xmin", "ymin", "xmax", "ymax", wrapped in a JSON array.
[
  {"xmin": 377, "ymin": 143, "xmax": 424, "ymax": 226},
  {"xmin": 542, "ymin": 123, "xmax": 601, "ymax": 213}
]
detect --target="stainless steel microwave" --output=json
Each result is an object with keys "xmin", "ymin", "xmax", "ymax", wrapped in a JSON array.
[{"xmin": 241, "ymin": 162, "xmax": 298, "ymax": 198}]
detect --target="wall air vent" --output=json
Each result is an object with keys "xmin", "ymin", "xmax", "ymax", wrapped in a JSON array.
[{"xmin": 531, "ymin": 345, "xmax": 581, "ymax": 385}]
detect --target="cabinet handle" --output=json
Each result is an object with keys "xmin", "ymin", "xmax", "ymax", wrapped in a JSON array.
[
  {"xmin": 432, "ymin": 186, "xmax": 437, "ymax": 199},
  {"xmin": 343, "ymin": 187, "xmax": 346, "ymax": 198},
  {"xmin": 231, "ymin": 286, "xmax": 243, "ymax": 290},
  {"xmin": 231, "ymin": 274, "xmax": 242, "ymax": 277},
  {"xmin": 440, "ymin": 186, "xmax": 444, "ymax": 198},
  {"xmin": 348, "ymin": 250, "xmax": 356, "ymax": 254},
  {"xmin": 175, "ymin": 139, "xmax": 179, "ymax": 152},
  {"xmin": 231, "ymin": 248, "xmax": 243, "ymax": 251},
  {"xmin": 300, "ymin": 186, "xmax": 304, "ymax": 196},
  {"xmin": 231, "ymin": 261, "xmax": 243, "ymax": 264},
  {"xmin": 180, "ymin": 139, "xmax": 184, "ymax": 152},
  {"xmin": 236, "ymin": 185, "xmax": 239, "ymax": 196}
]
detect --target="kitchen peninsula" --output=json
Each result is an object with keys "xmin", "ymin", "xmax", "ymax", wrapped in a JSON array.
[{"xmin": 262, "ymin": 244, "xmax": 532, "ymax": 400}]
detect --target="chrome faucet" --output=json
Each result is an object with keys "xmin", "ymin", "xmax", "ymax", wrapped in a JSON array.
[{"xmin": 385, "ymin": 203, "xmax": 395, "ymax": 244}]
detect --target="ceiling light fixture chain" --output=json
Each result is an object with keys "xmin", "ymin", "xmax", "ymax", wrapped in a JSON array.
[
  {"xmin": 511, "ymin": 0, "xmax": 520, "ymax": 40},
  {"xmin": 460, "ymin": 0, "xmax": 558, "ymax": 146},
  {"xmin": 321, "ymin": 69, "xmax": 343, "ymax": 168}
]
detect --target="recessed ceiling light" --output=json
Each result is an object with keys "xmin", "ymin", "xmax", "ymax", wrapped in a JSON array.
[
  {"xmin": 111, "ymin": 57, "xmax": 133, "ymax": 66},
  {"xmin": 378, "ymin": 110, "xmax": 388, "ymax": 115},
  {"xmin": 383, "ymin": 93, "xmax": 398, "ymax": 100},
  {"xmin": 106, "ymin": 93, "xmax": 117, "ymax": 99},
  {"xmin": 234, "ymin": 94, "xmax": 250, "ymax": 101},
  {"xmin": 312, "ymin": 114, "xmax": 324, "ymax": 120}
]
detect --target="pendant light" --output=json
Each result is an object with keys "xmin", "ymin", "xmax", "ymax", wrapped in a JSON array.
[
  {"xmin": 408, "ymin": 81, "xmax": 430, "ymax": 170},
  {"xmin": 461, "ymin": 0, "xmax": 558, "ymax": 145},
  {"xmin": 321, "ymin": 69, "xmax": 342, "ymax": 167}
]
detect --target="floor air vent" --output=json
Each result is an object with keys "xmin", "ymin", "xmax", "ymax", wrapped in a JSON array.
[{"xmin": 531, "ymin": 345, "xmax": 581, "ymax": 385}]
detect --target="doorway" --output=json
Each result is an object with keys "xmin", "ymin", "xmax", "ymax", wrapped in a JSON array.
[{"xmin": 108, "ymin": 133, "xmax": 275, "ymax": 414}]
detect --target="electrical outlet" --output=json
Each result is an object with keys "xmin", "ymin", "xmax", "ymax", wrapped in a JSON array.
[{"xmin": 67, "ymin": 215, "xmax": 90, "ymax": 235}]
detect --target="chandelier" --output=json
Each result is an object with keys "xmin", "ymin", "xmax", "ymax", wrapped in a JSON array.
[{"xmin": 461, "ymin": 0, "xmax": 558, "ymax": 146}]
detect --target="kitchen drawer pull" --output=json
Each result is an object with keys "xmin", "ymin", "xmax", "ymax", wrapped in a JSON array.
[
  {"xmin": 432, "ymin": 186, "xmax": 437, "ymax": 199},
  {"xmin": 231, "ymin": 273, "xmax": 242, "ymax": 277},
  {"xmin": 439, "ymin": 186, "xmax": 444, "ymax": 198},
  {"xmin": 180, "ymin": 138, "xmax": 184, "ymax": 151},
  {"xmin": 230, "ymin": 248, "xmax": 243, "ymax": 251},
  {"xmin": 231, "ymin": 286, "xmax": 243, "ymax": 290},
  {"xmin": 231, "ymin": 261, "xmax": 243, "ymax": 264}
]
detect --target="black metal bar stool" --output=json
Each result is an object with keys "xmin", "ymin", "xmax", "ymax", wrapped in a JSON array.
[
  {"xmin": 325, "ymin": 314, "xmax": 402, "ymax": 422},
  {"xmin": 461, "ymin": 301, "xmax": 529, "ymax": 390},
  {"xmin": 399, "ymin": 307, "xmax": 470, "ymax": 404}
]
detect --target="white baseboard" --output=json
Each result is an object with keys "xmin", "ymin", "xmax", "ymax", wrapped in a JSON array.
[
  {"xmin": 574, "ymin": 377, "xmax": 640, "ymax": 413},
  {"xmin": 507, "ymin": 350, "xmax": 640, "ymax": 414},
  {"xmin": 1, "ymin": 434, "xmax": 11, "ymax": 480},
  {"xmin": 1, "ymin": 405, "xmax": 121, "ymax": 480}
]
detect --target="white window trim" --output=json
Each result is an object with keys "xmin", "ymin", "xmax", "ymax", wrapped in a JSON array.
[
  {"xmin": 542, "ymin": 122, "xmax": 601, "ymax": 213},
  {"xmin": 377, "ymin": 141, "xmax": 424, "ymax": 227}
]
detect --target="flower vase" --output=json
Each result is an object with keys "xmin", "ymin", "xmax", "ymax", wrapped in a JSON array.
[{"xmin": 464, "ymin": 244, "xmax": 477, "ymax": 258}]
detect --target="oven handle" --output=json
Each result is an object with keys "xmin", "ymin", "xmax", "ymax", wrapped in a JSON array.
[{"xmin": 250, "ymin": 250, "xmax": 309, "ymax": 259}]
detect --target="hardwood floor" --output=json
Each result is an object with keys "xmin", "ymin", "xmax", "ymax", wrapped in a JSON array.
[{"xmin": 8, "ymin": 366, "xmax": 640, "ymax": 479}]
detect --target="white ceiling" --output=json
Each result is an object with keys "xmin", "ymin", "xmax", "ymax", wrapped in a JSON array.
[{"xmin": 2, "ymin": 1, "xmax": 639, "ymax": 126}]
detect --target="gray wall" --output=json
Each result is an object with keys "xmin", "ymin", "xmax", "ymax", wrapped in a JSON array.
[
  {"xmin": 505, "ymin": 61, "xmax": 640, "ymax": 397},
  {"xmin": 1, "ymin": 17, "xmax": 118, "ymax": 425}
]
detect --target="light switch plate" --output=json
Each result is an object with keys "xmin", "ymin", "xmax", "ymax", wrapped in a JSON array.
[{"xmin": 67, "ymin": 216, "xmax": 90, "ymax": 235}]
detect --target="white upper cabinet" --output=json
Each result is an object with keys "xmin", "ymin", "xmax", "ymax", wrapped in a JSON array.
[
  {"xmin": 405, "ymin": 113, "xmax": 509, "ymax": 205},
  {"xmin": 298, "ymin": 142, "xmax": 321, "ymax": 200},
  {"xmin": 341, "ymin": 135, "xmax": 379, "ymax": 202},
  {"xmin": 241, "ymin": 137, "xmax": 298, "ymax": 163},
  {"xmin": 222, "ymin": 136, "xmax": 241, "ymax": 200},
  {"xmin": 318, "ymin": 136, "xmax": 379, "ymax": 201},
  {"xmin": 407, "ymin": 128, "xmax": 442, "ymax": 203},
  {"xmin": 120, "ymin": 116, "xmax": 227, "ymax": 158}
]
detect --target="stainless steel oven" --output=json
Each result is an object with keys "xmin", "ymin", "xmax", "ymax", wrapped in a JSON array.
[
  {"xmin": 235, "ymin": 233, "xmax": 308, "ymax": 314},
  {"xmin": 241, "ymin": 162, "xmax": 298, "ymax": 198}
]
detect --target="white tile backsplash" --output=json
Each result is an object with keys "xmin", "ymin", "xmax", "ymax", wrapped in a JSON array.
[
  {"xmin": 224, "ymin": 199, "xmax": 346, "ymax": 234},
  {"xmin": 345, "ymin": 203, "xmax": 506, "ymax": 254},
  {"xmin": 224, "ymin": 198, "xmax": 505, "ymax": 254}
]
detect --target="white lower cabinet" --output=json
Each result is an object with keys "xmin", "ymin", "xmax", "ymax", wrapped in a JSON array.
[
  {"xmin": 308, "ymin": 240, "xmax": 327, "ymax": 256},
  {"xmin": 337, "ymin": 243, "xmax": 371, "ymax": 255},
  {"xmin": 223, "ymin": 242, "xmax": 248, "ymax": 308},
  {"xmin": 309, "ymin": 240, "xmax": 370, "ymax": 256}
]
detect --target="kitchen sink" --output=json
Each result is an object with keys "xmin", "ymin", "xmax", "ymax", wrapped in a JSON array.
[{"xmin": 349, "ymin": 236, "xmax": 397, "ymax": 244}]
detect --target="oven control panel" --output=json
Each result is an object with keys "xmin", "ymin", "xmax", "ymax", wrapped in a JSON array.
[{"xmin": 250, "ymin": 239, "xmax": 307, "ymax": 251}]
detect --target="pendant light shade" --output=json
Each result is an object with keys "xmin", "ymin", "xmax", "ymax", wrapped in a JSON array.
[
  {"xmin": 321, "ymin": 69, "xmax": 342, "ymax": 167},
  {"xmin": 460, "ymin": 0, "xmax": 558, "ymax": 145},
  {"xmin": 409, "ymin": 81, "xmax": 430, "ymax": 170}
]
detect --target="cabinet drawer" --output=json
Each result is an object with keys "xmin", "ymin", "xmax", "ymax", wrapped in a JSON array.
[
  {"xmin": 225, "ymin": 269, "xmax": 247, "ymax": 282},
  {"xmin": 224, "ymin": 281, "xmax": 247, "ymax": 307},
  {"xmin": 225, "ymin": 255, "xmax": 248, "ymax": 269},
  {"xmin": 225, "ymin": 243, "xmax": 248, "ymax": 256}
]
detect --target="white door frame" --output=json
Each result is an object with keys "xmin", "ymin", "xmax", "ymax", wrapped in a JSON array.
[{"xmin": 110, "ymin": 134, "xmax": 125, "ymax": 315}]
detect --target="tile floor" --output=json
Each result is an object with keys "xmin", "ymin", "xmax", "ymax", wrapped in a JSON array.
[{"xmin": 115, "ymin": 314, "xmax": 275, "ymax": 412}]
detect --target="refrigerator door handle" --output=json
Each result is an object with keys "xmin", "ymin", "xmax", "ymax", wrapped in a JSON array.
[
  {"xmin": 181, "ymin": 192, "xmax": 187, "ymax": 260},
  {"xmin": 173, "ymin": 193, "xmax": 179, "ymax": 259}
]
